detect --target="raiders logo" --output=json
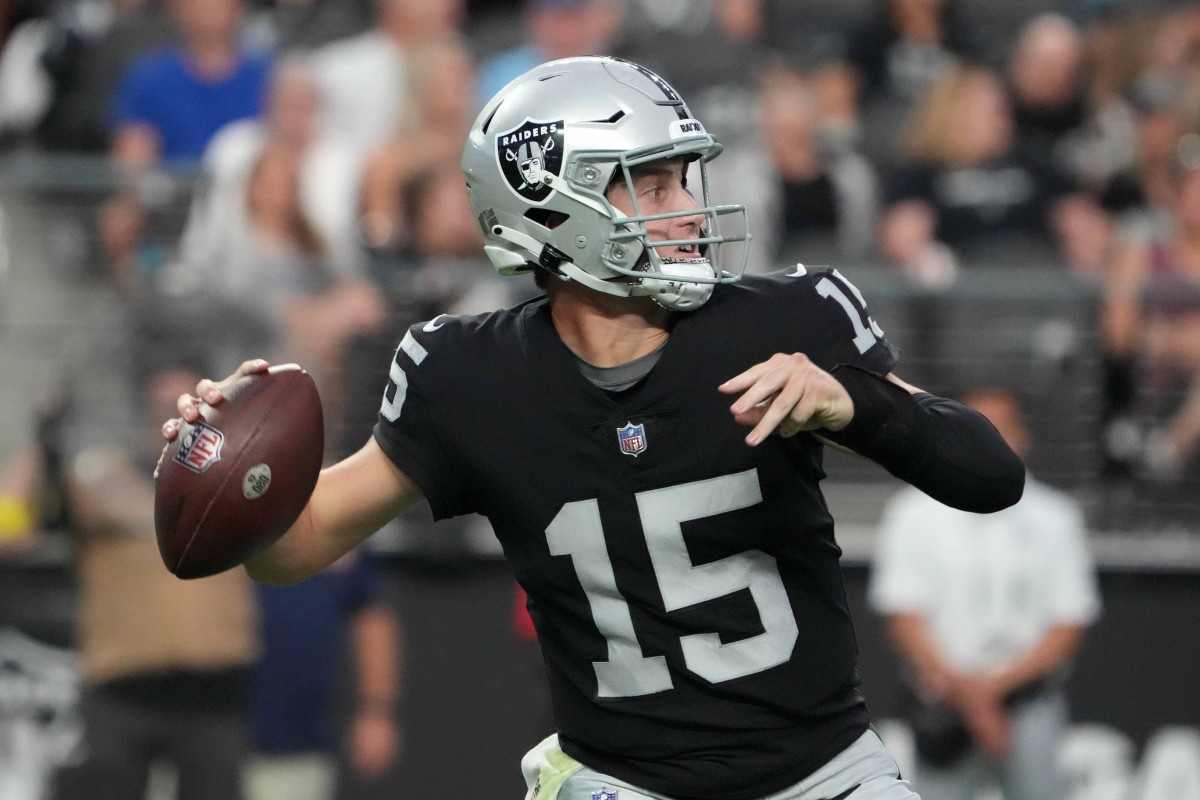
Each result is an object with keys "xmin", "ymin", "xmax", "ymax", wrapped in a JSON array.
[{"xmin": 496, "ymin": 118, "xmax": 564, "ymax": 203}]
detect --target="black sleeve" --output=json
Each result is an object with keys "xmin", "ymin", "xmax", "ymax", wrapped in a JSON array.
[
  {"xmin": 821, "ymin": 365, "xmax": 1025, "ymax": 513},
  {"xmin": 372, "ymin": 325, "xmax": 470, "ymax": 520}
]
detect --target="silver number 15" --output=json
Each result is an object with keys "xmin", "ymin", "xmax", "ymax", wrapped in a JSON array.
[{"xmin": 545, "ymin": 469, "xmax": 799, "ymax": 698}]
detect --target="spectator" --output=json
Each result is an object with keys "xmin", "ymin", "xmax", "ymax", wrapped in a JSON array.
[
  {"xmin": 110, "ymin": 0, "xmax": 270, "ymax": 170},
  {"xmin": 1101, "ymin": 134, "xmax": 1200, "ymax": 479},
  {"xmin": 1006, "ymin": 14, "xmax": 1091, "ymax": 181},
  {"xmin": 476, "ymin": 0, "xmax": 621, "ymax": 105},
  {"xmin": 842, "ymin": 0, "xmax": 986, "ymax": 171},
  {"xmin": 101, "ymin": 0, "xmax": 271, "ymax": 291},
  {"xmin": 708, "ymin": 66, "xmax": 878, "ymax": 269},
  {"xmin": 173, "ymin": 55, "xmax": 386, "ymax": 392},
  {"xmin": 1145, "ymin": 3, "xmax": 1200, "ymax": 119},
  {"xmin": 1073, "ymin": 5, "xmax": 1163, "ymax": 188},
  {"xmin": 1097, "ymin": 72, "xmax": 1192, "ymax": 227},
  {"xmin": 613, "ymin": 0, "xmax": 762, "ymax": 134},
  {"xmin": 869, "ymin": 384, "xmax": 1101, "ymax": 800},
  {"xmin": 172, "ymin": 141, "xmax": 385, "ymax": 439},
  {"xmin": 246, "ymin": 549, "xmax": 402, "ymax": 800},
  {"xmin": 244, "ymin": 0, "xmax": 373, "ymax": 53},
  {"xmin": 40, "ymin": 355, "xmax": 258, "ymax": 800},
  {"xmin": 358, "ymin": 36, "xmax": 477, "ymax": 252},
  {"xmin": 192, "ymin": 56, "xmax": 368, "ymax": 278},
  {"xmin": 877, "ymin": 64, "xmax": 1109, "ymax": 286},
  {"xmin": 308, "ymin": 0, "xmax": 464, "ymax": 153},
  {"xmin": 36, "ymin": 0, "xmax": 175, "ymax": 154}
]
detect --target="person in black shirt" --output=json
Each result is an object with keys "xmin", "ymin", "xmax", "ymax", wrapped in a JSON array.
[
  {"xmin": 165, "ymin": 56, "xmax": 1024, "ymax": 800},
  {"xmin": 878, "ymin": 63, "xmax": 1109, "ymax": 284}
]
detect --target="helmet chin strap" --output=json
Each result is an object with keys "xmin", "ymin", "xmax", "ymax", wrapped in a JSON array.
[
  {"xmin": 495, "ymin": 220, "xmax": 718, "ymax": 311},
  {"xmin": 639, "ymin": 257, "xmax": 716, "ymax": 311}
]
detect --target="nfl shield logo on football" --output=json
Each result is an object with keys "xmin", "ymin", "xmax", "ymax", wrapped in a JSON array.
[
  {"xmin": 592, "ymin": 790, "xmax": 619, "ymax": 800},
  {"xmin": 173, "ymin": 421, "xmax": 225, "ymax": 474},
  {"xmin": 616, "ymin": 421, "xmax": 647, "ymax": 457}
]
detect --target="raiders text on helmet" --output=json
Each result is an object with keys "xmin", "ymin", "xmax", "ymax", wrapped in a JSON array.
[{"xmin": 460, "ymin": 56, "xmax": 750, "ymax": 311}]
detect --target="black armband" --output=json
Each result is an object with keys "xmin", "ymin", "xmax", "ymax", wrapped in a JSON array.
[{"xmin": 822, "ymin": 365, "xmax": 1025, "ymax": 512}]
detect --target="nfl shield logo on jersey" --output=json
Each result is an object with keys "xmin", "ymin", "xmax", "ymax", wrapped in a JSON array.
[
  {"xmin": 616, "ymin": 421, "xmax": 647, "ymax": 457},
  {"xmin": 592, "ymin": 790, "xmax": 618, "ymax": 800}
]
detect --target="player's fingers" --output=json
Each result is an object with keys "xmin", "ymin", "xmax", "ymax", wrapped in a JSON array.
[
  {"xmin": 779, "ymin": 390, "xmax": 820, "ymax": 438},
  {"xmin": 718, "ymin": 360, "xmax": 776, "ymax": 395},
  {"xmin": 233, "ymin": 358, "xmax": 269, "ymax": 380},
  {"xmin": 195, "ymin": 378, "xmax": 222, "ymax": 405},
  {"xmin": 207, "ymin": 360, "xmax": 269, "ymax": 399},
  {"xmin": 746, "ymin": 379, "xmax": 806, "ymax": 446},
  {"xmin": 728, "ymin": 375, "xmax": 788, "ymax": 417},
  {"xmin": 162, "ymin": 417, "xmax": 182, "ymax": 441},
  {"xmin": 732, "ymin": 405, "xmax": 767, "ymax": 428},
  {"xmin": 176, "ymin": 393, "xmax": 202, "ymax": 421},
  {"xmin": 727, "ymin": 359, "xmax": 793, "ymax": 415}
]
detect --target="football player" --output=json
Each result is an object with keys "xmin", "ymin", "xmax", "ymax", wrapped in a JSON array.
[{"xmin": 166, "ymin": 57, "xmax": 1025, "ymax": 800}]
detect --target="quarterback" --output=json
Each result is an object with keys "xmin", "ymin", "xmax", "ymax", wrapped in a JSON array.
[{"xmin": 167, "ymin": 57, "xmax": 1024, "ymax": 800}]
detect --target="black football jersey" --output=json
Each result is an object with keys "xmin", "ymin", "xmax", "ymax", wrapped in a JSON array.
[{"xmin": 373, "ymin": 267, "xmax": 898, "ymax": 800}]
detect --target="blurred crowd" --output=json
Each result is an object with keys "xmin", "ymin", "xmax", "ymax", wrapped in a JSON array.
[
  {"xmin": 0, "ymin": 0, "xmax": 1195, "ymax": 490},
  {"xmin": 0, "ymin": 1, "xmax": 1195, "ymax": 798}
]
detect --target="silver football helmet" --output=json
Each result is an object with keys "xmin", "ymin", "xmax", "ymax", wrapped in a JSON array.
[{"xmin": 460, "ymin": 56, "xmax": 749, "ymax": 311}]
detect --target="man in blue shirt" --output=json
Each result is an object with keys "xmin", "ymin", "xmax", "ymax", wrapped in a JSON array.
[
  {"xmin": 110, "ymin": 0, "xmax": 270, "ymax": 169},
  {"xmin": 103, "ymin": 0, "xmax": 270, "ymax": 293},
  {"xmin": 246, "ymin": 549, "xmax": 402, "ymax": 800}
]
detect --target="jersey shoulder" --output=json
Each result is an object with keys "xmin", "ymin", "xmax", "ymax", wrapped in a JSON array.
[
  {"xmin": 710, "ymin": 264, "xmax": 899, "ymax": 373},
  {"xmin": 726, "ymin": 263, "xmax": 838, "ymax": 297},
  {"xmin": 396, "ymin": 297, "xmax": 542, "ymax": 386},
  {"xmin": 717, "ymin": 264, "xmax": 879, "ymax": 321}
]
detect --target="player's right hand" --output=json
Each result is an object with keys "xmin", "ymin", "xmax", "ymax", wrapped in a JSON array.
[
  {"xmin": 161, "ymin": 359, "xmax": 271, "ymax": 442},
  {"xmin": 719, "ymin": 352, "xmax": 855, "ymax": 446}
]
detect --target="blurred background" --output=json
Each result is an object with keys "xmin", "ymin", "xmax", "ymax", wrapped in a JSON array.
[{"xmin": 0, "ymin": 0, "xmax": 1198, "ymax": 798}]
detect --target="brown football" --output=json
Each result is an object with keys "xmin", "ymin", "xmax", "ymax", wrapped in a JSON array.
[{"xmin": 154, "ymin": 364, "xmax": 324, "ymax": 579}]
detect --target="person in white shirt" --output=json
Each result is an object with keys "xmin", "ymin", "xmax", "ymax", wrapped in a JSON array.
[
  {"xmin": 869, "ymin": 385, "xmax": 1102, "ymax": 800},
  {"xmin": 308, "ymin": 0, "xmax": 464, "ymax": 153}
]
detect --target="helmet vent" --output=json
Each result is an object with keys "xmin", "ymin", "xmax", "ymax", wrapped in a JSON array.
[
  {"xmin": 525, "ymin": 208, "xmax": 569, "ymax": 230},
  {"xmin": 585, "ymin": 110, "xmax": 626, "ymax": 124},
  {"xmin": 481, "ymin": 102, "xmax": 502, "ymax": 135}
]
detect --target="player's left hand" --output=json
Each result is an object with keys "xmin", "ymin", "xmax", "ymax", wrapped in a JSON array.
[{"xmin": 719, "ymin": 353, "xmax": 854, "ymax": 446}]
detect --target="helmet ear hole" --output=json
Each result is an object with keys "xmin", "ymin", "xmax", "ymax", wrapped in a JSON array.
[{"xmin": 525, "ymin": 208, "xmax": 570, "ymax": 230}]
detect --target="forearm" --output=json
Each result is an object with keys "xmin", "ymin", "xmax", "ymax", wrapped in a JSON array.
[
  {"xmin": 821, "ymin": 366, "xmax": 1025, "ymax": 512},
  {"xmin": 988, "ymin": 625, "xmax": 1084, "ymax": 698},
  {"xmin": 353, "ymin": 606, "xmax": 402, "ymax": 713},
  {"xmin": 243, "ymin": 499, "xmax": 335, "ymax": 585},
  {"xmin": 246, "ymin": 442, "xmax": 420, "ymax": 584},
  {"xmin": 887, "ymin": 613, "xmax": 958, "ymax": 697}
]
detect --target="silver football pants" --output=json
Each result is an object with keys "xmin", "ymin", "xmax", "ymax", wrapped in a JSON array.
[{"xmin": 526, "ymin": 728, "xmax": 920, "ymax": 800}]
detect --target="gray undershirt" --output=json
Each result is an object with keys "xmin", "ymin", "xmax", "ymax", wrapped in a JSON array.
[{"xmin": 576, "ymin": 341, "xmax": 667, "ymax": 392}]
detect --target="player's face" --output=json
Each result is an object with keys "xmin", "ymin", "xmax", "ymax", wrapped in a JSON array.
[{"xmin": 605, "ymin": 158, "xmax": 704, "ymax": 261}]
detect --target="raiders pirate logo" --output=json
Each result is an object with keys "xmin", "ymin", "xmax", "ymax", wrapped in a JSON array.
[{"xmin": 497, "ymin": 118, "xmax": 564, "ymax": 203}]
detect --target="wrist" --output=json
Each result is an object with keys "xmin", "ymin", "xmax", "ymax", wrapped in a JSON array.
[
  {"xmin": 821, "ymin": 365, "xmax": 930, "ymax": 464},
  {"xmin": 357, "ymin": 699, "xmax": 397, "ymax": 716}
]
